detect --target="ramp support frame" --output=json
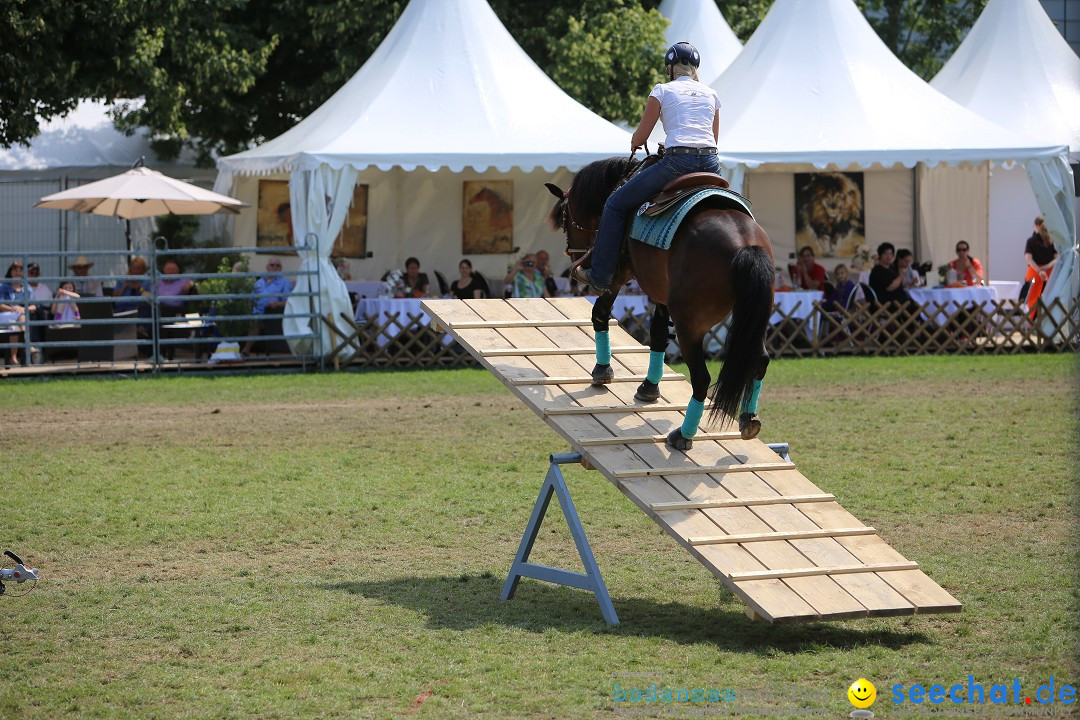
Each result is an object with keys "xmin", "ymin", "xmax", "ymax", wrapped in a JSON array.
[{"xmin": 500, "ymin": 452, "xmax": 619, "ymax": 625}]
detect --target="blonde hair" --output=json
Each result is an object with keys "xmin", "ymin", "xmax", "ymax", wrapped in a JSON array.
[
  {"xmin": 832, "ymin": 264, "xmax": 849, "ymax": 281},
  {"xmin": 1035, "ymin": 215, "xmax": 1051, "ymax": 244},
  {"xmin": 669, "ymin": 62, "xmax": 699, "ymax": 82}
]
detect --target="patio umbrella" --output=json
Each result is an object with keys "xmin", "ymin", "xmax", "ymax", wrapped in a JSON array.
[{"xmin": 34, "ymin": 162, "xmax": 248, "ymax": 248}]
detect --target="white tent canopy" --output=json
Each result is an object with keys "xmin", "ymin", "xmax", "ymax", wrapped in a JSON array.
[
  {"xmin": 710, "ymin": 0, "xmax": 1065, "ymax": 169},
  {"xmin": 216, "ymin": 0, "xmax": 631, "ymax": 356},
  {"xmin": 931, "ymin": 0, "xmax": 1080, "ymax": 161},
  {"xmin": 0, "ymin": 99, "xmax": 203, "ymax": 172},
  {"xmin": 706, "ymin": 0, "xmax": 1074, "ymax": 338},
  {"xmin": 217, "ymin": 0, "xmax": 629, "ymax": 176},
  {"xmin": 657, "ymin": 0, "xmax": 742, "ymax": 86},
  {"xmin": 930, "ymin": 0, "xmax": 1079, "ymax": 311}
]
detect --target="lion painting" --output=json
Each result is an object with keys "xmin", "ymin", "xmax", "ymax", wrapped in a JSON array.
[{"xmin": 794, "ymin": 172, "xmax": 866, "ymax": 258}]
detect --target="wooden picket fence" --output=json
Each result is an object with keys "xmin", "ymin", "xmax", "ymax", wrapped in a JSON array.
[{"xmin": 324, "ymin": 296, "xmax": 1078, "ymax": 368}]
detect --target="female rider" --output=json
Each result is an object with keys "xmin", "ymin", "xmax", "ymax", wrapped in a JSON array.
[{"xmin": 573, "ymin": 42, "xmax": 721, "ymax": 292}]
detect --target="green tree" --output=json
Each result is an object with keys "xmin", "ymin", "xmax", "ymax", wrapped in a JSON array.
[{"xmin": 857, "ymin": 0, "xmax": 989, "ymax": 79}]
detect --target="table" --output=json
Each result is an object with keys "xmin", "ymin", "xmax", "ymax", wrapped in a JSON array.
[
  {"xmin": 345, "ymin": 281, "xmax": 387, "ymax": 299},
  {"xmin": 771, "ymin": 290, "xmax": 822, "ymax": 329},
  {"xmin": 909, "ymin": 286, "xmax": 998, "ymax": 327},
  {"xmin": 355, "ymin": 298, "xmax": 453, "ymax": 347},
  {"xmin": 989, "ymin": 280, "xmax": 1021, "ymax": 302}
]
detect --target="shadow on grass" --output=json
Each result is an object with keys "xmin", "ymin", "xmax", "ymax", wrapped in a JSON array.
[{"xmin": 323, "ymin": 574, "xmax": 931, "ymax": 653}]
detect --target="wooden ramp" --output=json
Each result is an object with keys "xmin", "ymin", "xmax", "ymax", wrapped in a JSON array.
[{"xmin": 422, "ymin": 298, "xmax": 961, "ymax": 624}]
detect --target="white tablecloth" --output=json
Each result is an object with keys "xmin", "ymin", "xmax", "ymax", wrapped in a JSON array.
[
  {"xmin": 355, "ymin": 298, "xmax": 450, "ymax": 347},
  {"xmin": 771, "ymin": 290, "xmax": 822, "ymax": 327},
  {"xmin": 989, "ymin": 280, "xmax": 1021, "ymax": 302},
  {"xmin": 909, "ymin": 286, "xmax": 998, "ymax": 326},
  {"xmin": 345, "ymin": 281, "xmax": 386, "ymax": 299}
]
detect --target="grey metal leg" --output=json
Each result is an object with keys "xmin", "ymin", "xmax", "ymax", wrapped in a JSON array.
[{"xmin": 500, "ymin": 452, "xmax": 619, "ymax": 625}]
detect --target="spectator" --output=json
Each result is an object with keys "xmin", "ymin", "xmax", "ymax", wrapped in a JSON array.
[
  {"xmin": 26, "ymin": 263, "xmax": 52, "ymax": 309},
  {"xmin": 68, "ymin": 256, "xmax": 103, "ymax": 297},
  {"xmin": 790, "ymin": 245, "xmax": 827, "ymax": 290},
  {"xmin": 450, "ymin": 259, "xmax": 489, "ymax": 299},
  {"xmin": 333, "ymin": 256, "xmax": 352, "ymax": 282},
  {"xmin": 0, "ymin": 261, "xmax": 31, "ymax": 364},
  {"xmin": 1023, "ymin": 216, "xmax": 1058, "ymax": 318},
  {"xmin": 823, "ymin": 264, "xmax": 856, "ymax": 311},
  {"xmin": 52, "ymin": 282, "xmax": 81, "ymax": 324},
  {"xmin": 252, "ymin": 257, "xmax": 292, "ymax": 315},
  {"xmin": 504, "ymin": 253, "xmax": 549, "ymax": 298},
  {"xmin": 112, "ymin": 257, "xmax": 150, "ymax": 314},
  {"xmin": 388, "ymin": 257, "xmax": 430, "ymax": 298},
  {"xmin": 156, "ymin": 261, "xmax": 194, "ymax": 317},
  {"xmin": 868, "ymin": 243, "xmax": 911, "ymax": 305},
  {"xmin": 894, "ymin": 249, "xmax": 921, "ymax": 289},
  {"xmin": 242, "ymin": 257, "xmax": 293, "ymax": 355},
  {"xmin": 25, "ymin": 263, "xmax": 52, "ymax": 343},
  {"xmin": 947, "ymin": 241, "xmax": 983, "ymax": 286},
  {"xmin": 535, "ymin": 249, "xmax": 559, "ymax": 297}
]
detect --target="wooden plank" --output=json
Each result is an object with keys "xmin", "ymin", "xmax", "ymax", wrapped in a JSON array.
[
  {"xmin": 420, "ymin": 300, "xmax": 958, "ymax": 623},
  {"xmin": 481, "ymin": 346, "xmax": 650, "ymax": 357},
  {"xmin": 688, "ymin": 527, "xmax": 876, "ymax": 546},
  {"xmin": 580, "ymin": 431, "xmax": 741, "ymax": 447},
  {"xmin": 613, "ymin": 461, "xmax": 796, "ymax": 478},
  {"xmin": 448, "ymin": 319, "xmax": 618, "ymax": 329},
  {"xmin": 650, "ymin": 494, "xmax": 835, "ymax": 511},
  {"xmin": 730, "ymin": 562, "xmax": 919, "ymax": 582},
  {"xmin": 510, "ymin": 373, "xmax": 683, "ymax": 386},
  {"xmin": 545, "ymin": 403, "xmax": 708, "ymax": 416}
]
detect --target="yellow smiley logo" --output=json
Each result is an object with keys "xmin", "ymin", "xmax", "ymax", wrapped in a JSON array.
[{"xmin": 847, "ymin": 678, "xmax": 877, "ymax": 709}]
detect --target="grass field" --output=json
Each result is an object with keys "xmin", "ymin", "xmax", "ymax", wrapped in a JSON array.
[{"xmin": 1, "ymin": 355, "xmax": 1076, "ymax": 719}]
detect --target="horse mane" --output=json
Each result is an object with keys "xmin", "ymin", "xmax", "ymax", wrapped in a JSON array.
[{"xmin": 548, "ymin": 156, "xmax": 640, "ymax": 231}]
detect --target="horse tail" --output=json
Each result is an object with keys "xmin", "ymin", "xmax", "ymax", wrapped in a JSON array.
[{"xmin": 710, "ymin": 245, "xmax": 773, "ymax": 424}]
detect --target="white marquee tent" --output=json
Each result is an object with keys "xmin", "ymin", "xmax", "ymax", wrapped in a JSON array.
[
  {"xmin": 931, "ymin": 0, "xmax": 1079, "ymax": 301},
  {"xmin": 707, "ymin": 0, "xmax": 1074, "ymax": 327},
  {"xmin": 0, "ymin": 100, "xmax": 216, "ymax": 275},
  {"xmin": 657, "ymin": 0, "xmax": 742, "ymax": 86},
  {"xmin": 215, "ymin": 0, "xmax": 630, "ymax": 354}
]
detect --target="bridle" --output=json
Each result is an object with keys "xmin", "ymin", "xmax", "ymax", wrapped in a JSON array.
[{"xmin": 560, "ymin": 189, "xmax": 597, "ymax": 271}]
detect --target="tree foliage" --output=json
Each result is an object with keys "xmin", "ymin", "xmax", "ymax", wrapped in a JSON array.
[{"xmin": 1, "ymin": 0, "xmax": 989, "ymax": 161}]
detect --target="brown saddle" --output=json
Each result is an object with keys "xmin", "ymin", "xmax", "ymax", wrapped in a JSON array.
[{"xmin": 641, "ymin": 173, "xmax": 730, "ymax": 217}]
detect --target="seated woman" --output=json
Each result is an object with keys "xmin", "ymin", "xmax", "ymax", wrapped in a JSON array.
[
  {"xmin": 450, "ymin": 259, "xmax": 489, "ymax": 299},
  {"xmin": 947, "ymin": 241, "xmax": 983, "ymax": 286},
  {"xmin": 894, "ymin": 249, "xmax": 921, "ymax": 289},
  {"xmin": 387, "ymin": 257, "xmax": 430, "ymax": 298}
]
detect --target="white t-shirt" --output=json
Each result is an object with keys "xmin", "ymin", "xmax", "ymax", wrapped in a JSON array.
[{"xmin": 649, "ymin": 76, "xmax": 719, "ymax": 149}]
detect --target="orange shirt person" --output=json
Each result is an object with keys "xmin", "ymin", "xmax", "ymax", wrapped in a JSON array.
[{"xmin": 947, "ymin": 242, "xmax": 983, "ymax": 286}]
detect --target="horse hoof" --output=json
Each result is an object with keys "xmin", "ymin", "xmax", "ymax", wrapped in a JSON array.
[
  {"xmin": 634, "ymin": 381, "xmax": 660, "ymax": 403},
  {"xmin": 666, "ymin": 427, "xmax": 693, "ymax": 451},
  {"xmin": 739, "ymin": 413, "xmax": 761, "ymax": 440},
  {"xmin": 591, "ymin": 363, "xmax": 613, "ymax": 386}
]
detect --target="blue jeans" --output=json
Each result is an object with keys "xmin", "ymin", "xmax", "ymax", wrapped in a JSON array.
[{"xmin": 589, "ymin": 152, "xmax": 721, "ymax": 285}]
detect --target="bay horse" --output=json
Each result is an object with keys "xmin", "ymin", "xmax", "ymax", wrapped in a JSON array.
[{"xmin": 546, "ymin": 156, "xmax": 774, "ymax": 450}]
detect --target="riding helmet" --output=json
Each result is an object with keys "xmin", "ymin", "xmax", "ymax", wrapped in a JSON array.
[{"xmin": 665, "ymin": 41, "xmax": 700, "ymax": 68}]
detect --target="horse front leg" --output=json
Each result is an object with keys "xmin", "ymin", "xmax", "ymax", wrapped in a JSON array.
[
  {"xmin": 666, "ymin": 332, "xmax": 709, "ymax": 452},
  {"xmin": 590, "ymin": 287, "xmax": 621, "ymax": 385},
  {"xmin": 738, "ymin": 343, "xmax": 770, "ymax": 440},
  {"xmin": 634, "ymin": 303, "xmax": 669, "ymax": 402}
]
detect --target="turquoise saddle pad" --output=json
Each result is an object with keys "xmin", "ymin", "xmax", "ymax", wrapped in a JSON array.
[{"xmin": 629, "ymin": 188, "xmax": 754, "ymax": 251}]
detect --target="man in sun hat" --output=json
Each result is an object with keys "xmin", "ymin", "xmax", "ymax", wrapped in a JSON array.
[{"xmin": 67, "ymin": 256, "xmax": 103, "ymax": 297}]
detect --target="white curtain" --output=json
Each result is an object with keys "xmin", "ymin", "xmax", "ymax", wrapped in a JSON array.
[
  {"xmin": 916, "ymin": 162, "xmax": 990, "ymax": 272},
  {"xmin": 1025, "ymin": 156, "xmax": 1078, "ymax": 341},
  {"xmin": 283, "ymin": 164, "xmax": 359, "ymax": 357},
  {"xmin": 720, "ymin": 161, "xmax": 746, "ymax": 196}
]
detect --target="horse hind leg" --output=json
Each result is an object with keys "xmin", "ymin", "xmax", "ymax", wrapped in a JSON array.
[
  {"xmin": 738, "ymin": 345, "xmax": 770, "ymax": 440},
  {"xmin": 634, "ymin": 303, "xmax": 670, "ymax": 403},
  {"xmin": 666, "ymin": 333, "xmax": 709, "ymax": 452}
]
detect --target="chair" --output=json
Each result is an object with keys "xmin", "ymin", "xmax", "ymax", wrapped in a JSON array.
[
  {"xmin": 433, "ymin": 270, "xmax": 450, "ymax": 296},
  {"xmin": 78, "ymin": 301, "xmax": 139, "ymax": 362},
  {"xmin": 473, "ymin": 271, "xmax": 491, "ymax": 299}
]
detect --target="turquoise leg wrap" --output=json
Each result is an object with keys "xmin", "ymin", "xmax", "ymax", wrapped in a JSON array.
[
  {"xmin": 595, "ymin": 330, "xmax": 611, "ymax": 365},
  {"xmin": 681, "ymin": 397, "xmax": 705, "ymax": 440},
  {"xmin": 740, "ymin": 379, "xmax": 762, "ymax": 415},
  {"xmin": 646, "ymin": 350, "xmax": 665, "ymax": 384}
]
